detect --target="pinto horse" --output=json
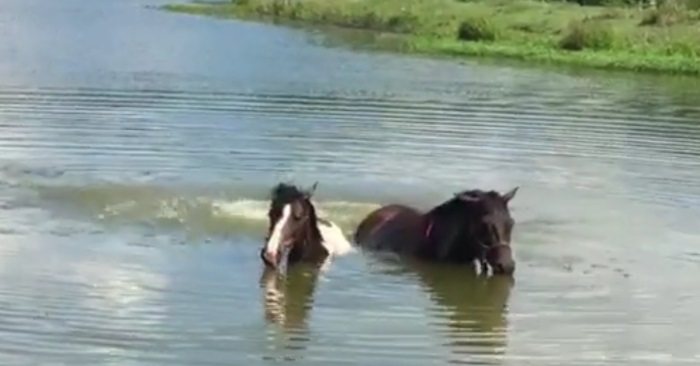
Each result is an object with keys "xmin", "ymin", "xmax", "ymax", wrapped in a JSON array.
[
  {"xmin": 260, "ymin": 182, "xmax": 354, "ymax": 270},
  {"xmin": 353, "ymin": 187, "xmax": 519, "ymax": 276}
]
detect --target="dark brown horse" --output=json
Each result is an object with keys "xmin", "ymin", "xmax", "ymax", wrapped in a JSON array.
[
  {"xmin": 260, "ymin": 182, "xmax": 354, "ymax": 271},
  {"xmin": 353, "ymin": 187, "xmax": 519, "ymax": 276}
]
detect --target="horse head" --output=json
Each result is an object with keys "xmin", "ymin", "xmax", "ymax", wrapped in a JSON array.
[
  {"xmin": 261, "ymin": 181, "xmax": 324, "ymax": 269},
  {"xmin": 430, "ymin": 187, "xmax": 519, "ymax": 276}
]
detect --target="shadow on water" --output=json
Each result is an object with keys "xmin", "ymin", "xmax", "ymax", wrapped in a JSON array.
[
  {"xmin": 372, "ymin": 255, "xmax": 513, "ymax": 365},
  {"xmin": 258, "ymin": 263, "xmax": 324, "ymax": 361}
]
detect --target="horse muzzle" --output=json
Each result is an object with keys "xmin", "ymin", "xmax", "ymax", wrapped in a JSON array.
[
  {"xmin": 260, "ymin": 240, "xmax": 293, "ymax": 269},
  {"xmin": 492, "ymin": 260, "xmax": 515, "ymax": 276},
  {"xmin": 260, "ymin": 247, "xmax": 278, "ymax": 268},
  {"xmin": 486, "ymin": 243, "xmax": 515, "ymax": 276},
  {"xmin": 261, "ymin": 250, "xmax": 278, "ymax": 268}
]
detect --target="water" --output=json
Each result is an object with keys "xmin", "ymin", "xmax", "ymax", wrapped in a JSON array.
[{"xmin": 1, "ymin": 0, "xmax": 700, "ymax": 365}]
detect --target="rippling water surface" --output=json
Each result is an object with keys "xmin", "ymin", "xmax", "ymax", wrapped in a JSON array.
[{"xmin": 2, "ymin": 0, "xmax": 700, "ymax": 365}]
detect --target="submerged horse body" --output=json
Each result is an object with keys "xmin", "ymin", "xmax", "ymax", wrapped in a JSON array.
[
  {"xmin": 353, "ymin": 187, "xmax": 519, "ymax": 276},
  {"xmin": 260, "ymin": 182, "xmax": 353, "ymax": 270}
]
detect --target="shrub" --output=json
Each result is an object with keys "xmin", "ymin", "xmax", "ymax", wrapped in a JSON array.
[
  {"xmin": 559, "ymin": 19, "xmax": 616, "ymax": 50},
  {"xmin": 457, "ymin": 17, "xmax": 502, "ymax": 41},
  {"xmin": 639, "ymin": 0, "xmax": 695, "ymax": 26},
  {"xmin": 546, "ymin": 0, "xmax": 642, "ymax": 5}
]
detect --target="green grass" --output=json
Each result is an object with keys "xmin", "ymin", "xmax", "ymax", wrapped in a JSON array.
[{"xmin": 162, "ymin": 0, "xmax": 700, "ymax": 75}]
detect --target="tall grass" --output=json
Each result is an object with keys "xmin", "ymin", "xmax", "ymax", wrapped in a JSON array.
[{"xmin": 163, "ymin": 0, "xmax": 700, "ymax": 75}]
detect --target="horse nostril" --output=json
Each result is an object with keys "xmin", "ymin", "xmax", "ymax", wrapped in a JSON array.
[
  {"xmin": 493, "ymin": 262, "xmax": 514, "ymax": 275},
  {"xmin": 262, "ymin": 250, "xmax": 277, "ymax": 268},
  {"xmin": 495, "ymin": 262, "xmax": 515, "ymax": 275}
]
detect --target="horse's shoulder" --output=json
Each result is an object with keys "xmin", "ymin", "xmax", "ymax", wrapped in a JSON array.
[{"xmin": 317, "ymin": 217, "xmax": 354, "ymax": 256}]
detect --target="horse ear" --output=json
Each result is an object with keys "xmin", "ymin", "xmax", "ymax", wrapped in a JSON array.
[
  {"xmin": 306, "ymin": 181, "xmax": 319, "ymax": 198},
  {"xmin": 502, "ymin": 186, "xmax": 519, "ymax": 203}
]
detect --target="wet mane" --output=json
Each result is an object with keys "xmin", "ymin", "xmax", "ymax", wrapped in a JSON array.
[
  {"xmin": 270, "ymin": 182, "xmax": 311, "ymax": 207},
  {"xmin": 454, "ymin": 189, "xmax": 503, "ymax": 202},
  {"xmin": 429, "ymin": 189, "xmax": 506, "ymax": 214}
]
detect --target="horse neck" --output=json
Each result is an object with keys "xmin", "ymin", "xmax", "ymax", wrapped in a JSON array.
[
  {"xmin": 304, "ymin": 218, "xmax": 324, "ymax": 248},
  {"xmin": 420, "ymin": 211, "xmax": 437, "ymax": 240},
  {"xmin": 424, "ymin": 199, "xmax": 460, "ymax": 234},
  {"xmin": 304, "ymin": 202, "xmax": 324, "ymax": 245},
  {"xmin": 289, "ymin": 209, "xmax": 327, "ymax": 261},
  {"xmin": 423, "ymin": 201, "xmax": 481, "ymax": 259}
]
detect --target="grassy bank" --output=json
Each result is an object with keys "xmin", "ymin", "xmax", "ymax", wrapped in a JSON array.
[{"xmin": 163, "ymin": 0, "xmax": 700, "ymax": 75}]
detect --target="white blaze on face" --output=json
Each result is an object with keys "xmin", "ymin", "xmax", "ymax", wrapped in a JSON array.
[{"xmin": 264, "ymin": 204, "xmax": 292, "ymax": 261}]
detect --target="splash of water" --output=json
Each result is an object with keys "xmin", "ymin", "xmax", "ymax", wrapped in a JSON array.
[{"xmin": 31, "ymin": 183, "xmax": 381, "ymax": 238}]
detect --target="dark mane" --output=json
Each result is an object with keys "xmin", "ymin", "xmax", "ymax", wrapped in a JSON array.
[
  {"xmin": 454, "ymin": 189, "xmax": 503, "ymax": 202},
  {"xmin": 428, "ymin": 189, "xmax": 506, "ymax": 214},
  {"xmin": 427, "ymin": 189, "xmax": 481, "ymax": 215},
  {"xmin": 270, "ymin": 182, "xmax": 310, "ymax": 206}
]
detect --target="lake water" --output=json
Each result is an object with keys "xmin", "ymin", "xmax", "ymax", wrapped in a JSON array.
[{"xmin": 1, "ymin": 0, "xmax": 700, "ymax": 365}]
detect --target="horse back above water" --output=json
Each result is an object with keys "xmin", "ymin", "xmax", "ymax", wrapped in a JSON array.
[{"xmin": 353, "ymin": 187, "xmax": 519, "ymax": 276}]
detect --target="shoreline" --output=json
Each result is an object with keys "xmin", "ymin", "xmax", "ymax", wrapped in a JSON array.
[{"xmin": 162, "ymin": 0, "xmax": 700, "ymax": 76}]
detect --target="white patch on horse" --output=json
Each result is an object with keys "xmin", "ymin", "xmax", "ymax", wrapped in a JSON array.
[
  {"xmin": 317, "ymin": 217, "xmax": 354, "ymax": 257},
  {"xmin": 264, "ymin": 203, "xmax": 292, "ymax": 260},
  {"xmin": 472, "ymin": 258, "xmax": 482, "ymax": 276},
  {"xmin": 486, "ymin": 263, "xmax": 494, "ymax": 277}
]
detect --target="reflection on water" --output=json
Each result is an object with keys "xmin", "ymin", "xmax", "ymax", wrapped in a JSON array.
[
  {"xmin": 375, "ymin": 258, "xmax": 513, "ymax": 365},
  {"xmin": 260, "ymin": 257, "xmax": 514, "ymax": 365},
  {"xmin": 260, "ymin": 264, "xmax": 322, "ymax": 361}
]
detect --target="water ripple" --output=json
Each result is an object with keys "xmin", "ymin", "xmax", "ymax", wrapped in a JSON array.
[{"xmin": 1, "ymin": 2, "xmax": 700, "ymax": 364}]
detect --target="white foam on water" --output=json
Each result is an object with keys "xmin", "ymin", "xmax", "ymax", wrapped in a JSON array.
[
  {"xmin": 211, "ymin": 198, "xmax": 381, "ymax": 229},
  {"xmin": 211, "ymin": 199, "xmax": 270, "ymax": 222}
]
